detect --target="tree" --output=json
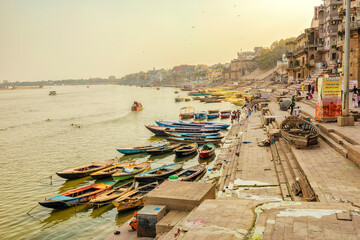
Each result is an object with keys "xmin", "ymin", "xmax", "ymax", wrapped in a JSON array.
[{"xmin": 258, "ymin": 38, "xmax": 295, "ymax": 70}]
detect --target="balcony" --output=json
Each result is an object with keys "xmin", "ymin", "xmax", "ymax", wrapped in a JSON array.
[{"xmin": 338, "ymin": 21, "xmax": 360, "ymax": 32}]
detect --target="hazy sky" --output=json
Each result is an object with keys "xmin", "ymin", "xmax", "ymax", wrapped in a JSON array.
[{"xmin": 0, "ymin": 0, "xmax": 323, "ymax": 82}]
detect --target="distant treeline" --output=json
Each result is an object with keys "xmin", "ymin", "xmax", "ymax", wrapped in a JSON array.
[
  {"xmin": 258, "ymin": 38, "xmax": 295, "ymax": 70},
  {"xmin": 0, "ymin": 78, "xmax": 124, "ymax": 87}
]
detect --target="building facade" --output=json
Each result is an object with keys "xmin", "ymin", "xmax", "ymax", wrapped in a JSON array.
[{"xmin": 337, "ymin": 0, "xmax": 360, "ymax": 86}]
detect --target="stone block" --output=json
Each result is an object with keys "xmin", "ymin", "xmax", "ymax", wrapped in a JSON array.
[
  {"xmin": 337, "ymin": 116, "xmax": 355, "ymax": 126},
  {"xmin": 137, "ymin": 205, "xmax": 167, "ymax": 238},
  {"xmin": 144, "ymin": 181, "xmax": 215, "ymax": 211}
]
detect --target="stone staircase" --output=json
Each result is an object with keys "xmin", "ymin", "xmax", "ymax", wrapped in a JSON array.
[{"xmin": 287, "ymin": 68, "xmax": 325, "ymax": 91}]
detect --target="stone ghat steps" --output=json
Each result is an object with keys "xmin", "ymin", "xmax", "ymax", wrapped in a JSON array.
[{"xmin": 264, "ymin": 107, "xmax": 304, "ymax": 202}]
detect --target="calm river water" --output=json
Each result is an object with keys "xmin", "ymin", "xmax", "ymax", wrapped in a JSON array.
[{"xmin": 0, "ymin": 85, "xmax": 235, "ymax": 240}]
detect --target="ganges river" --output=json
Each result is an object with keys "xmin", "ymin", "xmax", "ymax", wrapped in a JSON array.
[{"xmin": 0, "ymin": 85, "xmax": 235, "ymax": 240}]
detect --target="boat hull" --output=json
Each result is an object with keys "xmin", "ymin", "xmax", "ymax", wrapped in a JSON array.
[
  {"xmin": 116, "ymin": 199, "xmax": 144, "ymax": 212},
  {"xmin": 116, "ymin": 142, "xmax": 168, "ymax": 155},
  {"xmin": 145, "ymin": 125, "xmax": 220, "ymax": 136}
]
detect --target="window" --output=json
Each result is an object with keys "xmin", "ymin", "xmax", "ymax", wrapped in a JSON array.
[{"xmin": 332, "ymin": 53, "xmax": 337, "ymax": 60}]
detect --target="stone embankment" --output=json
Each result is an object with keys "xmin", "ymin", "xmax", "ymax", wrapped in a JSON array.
[{"xmin": 109, "ymin": 82, "xmax": 360, "ymax": 239}]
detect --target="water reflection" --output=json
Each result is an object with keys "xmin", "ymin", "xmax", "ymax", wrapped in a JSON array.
[
  {"xmin": 41, "ymin": 204, "xmax": 89, "ymax": 227},
  {"xmin": 119, "ymin": 153, "xmax": 148, "ymax": 162},
  {"xmin": 57, "ymin": 177, "xmax": 95, "ymax": 194},
  {"xmin": 174, "ymin": 152, "xmax": 198, "ymax": 162},
  {"xmin": 90, "ymin": 204, "xmax": 115, "ymax": 218}
]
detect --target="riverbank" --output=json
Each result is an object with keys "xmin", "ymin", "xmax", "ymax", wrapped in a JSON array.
[{"xmin": 109, "ymin": 81, "xmax": 360, "ymax": 239}]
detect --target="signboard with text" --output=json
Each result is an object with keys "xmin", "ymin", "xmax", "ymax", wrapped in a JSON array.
[{"xmin": 315, "ymin": 77, "xmax": 342, "ymax": 120}]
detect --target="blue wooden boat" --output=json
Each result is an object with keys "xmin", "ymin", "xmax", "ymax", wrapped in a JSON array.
[
  {"xmin": 116, "ymin": 142, "xmax": 169, "ymax": 155},
  {"xmin": 39, "ymin": 181, "xmax": 117, "ymax": 209},
  {"xmin": 168, "ymin": 136, "xmax": 222, "ymax": 144},
  {"xmin": 166, "ymin": 132, "xmax": 223, "ymax": 140},
  {"xmin": 195, "ymin": 112, "xmax": 207, "ymax": 119},
  {"xmin": 145, "ymin": 125, "xmax": 220, "ymax": 136},
  {"xmin": 164, "ymin": 131, "xmax": 219, "ymax": 137},
  {"xmin": 134, "ymin": 162, "xmax": 184, "ymax": 183},
  {"xmin": 49, "ymin": 91, "xmax": 56, "ymax": 96},
  {"xmin": 207, "ymin": 113, "xmax": 220, "ymax": 119},
  {"xmin": 179, "ymin": 120, "xmax": 230, "ymax": 129},
  {"xmin": 155, "ymin": 121, "xmax": 222, "ymax": 130}
]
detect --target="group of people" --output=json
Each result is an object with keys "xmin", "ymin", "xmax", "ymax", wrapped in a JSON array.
[
  {"xmin": 231, "ymin": 110, "xmax": 241, "ymax": 123},
  {"xmin": 352, "ymin": 86, "xmax": 360, "ymax": 108}
]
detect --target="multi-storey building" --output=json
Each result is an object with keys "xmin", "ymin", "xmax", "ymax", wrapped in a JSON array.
[
  {"xmin": 286, "ymin": 28, "xmax": 319, "ymax": 82},
  {"xmin": 337, "ymin": 0, "xmax": 360, "ymax": 86},
  {"xmin": 286, "ymin": 1, "xmax": 342, "ymax": 83},
  {"xmin": 321, "ymin": 0, "xmax": 342, "ymax": 65}
]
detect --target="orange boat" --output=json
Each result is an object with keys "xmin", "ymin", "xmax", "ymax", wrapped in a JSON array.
[{"xmin": 131, "ymin": 101, "xmax": 143, "ymax": 111}]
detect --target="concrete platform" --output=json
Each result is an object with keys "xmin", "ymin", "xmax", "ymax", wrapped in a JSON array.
[
  {"xmin": 159, "ymin": 199, "xmax": 261, "ymax": 240},
  {"xmin": 144, "ymin": 181, "xmax": 215, "ymax": 211},
  {"xmin": 253, "ymin": 202, "xmax": 360, "ymax": 240}
]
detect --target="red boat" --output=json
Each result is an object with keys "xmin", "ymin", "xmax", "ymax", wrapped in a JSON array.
[
  {"xmin": 198, "ymin": 143, "xmax": 215, "ymax": 158},
  {"xmin": 220, "ymin": 110, "xmax": 231, "ymax": 119}
]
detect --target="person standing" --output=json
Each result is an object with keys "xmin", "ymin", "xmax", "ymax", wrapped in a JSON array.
[
  {"xmin": 353, "ymin": 92, "xmax": 358, "ymax": 108},
  {"xmin": 308, "ymin": 84, "xmax": 311, "ymax": 93},
  {"xmin": 302, "ymin": 85, "xmax": 305, "ymax": 92},
  {"xmin": 311, "ymin": 84, "xmax": 315, "ymax": 95},
  {"xmin": 290, "ymin": 102, "xmax": 295, "ymax": 115},
  {"xmin": 295, "ymin": 106, "xmax": 301, "ymax": 117}
]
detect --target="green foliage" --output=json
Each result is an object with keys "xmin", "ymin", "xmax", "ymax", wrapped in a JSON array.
[{"xmin": 258, "ymin": 38, "xmax": 295, "ymax": 70}]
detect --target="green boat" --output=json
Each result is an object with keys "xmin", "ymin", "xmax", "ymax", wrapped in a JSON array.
[{"xmin": 112, "ymin": 161, "xmax": 151, "ymax": 181}]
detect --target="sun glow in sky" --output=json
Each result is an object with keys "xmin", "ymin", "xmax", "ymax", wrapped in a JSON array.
[{"xmin": 0, "ymin": 0, "xmax": 323, "ymax": 82}]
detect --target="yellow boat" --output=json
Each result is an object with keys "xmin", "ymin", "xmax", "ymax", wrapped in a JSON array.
[{"xmin": 112, "ymin": 182, "xmax": 158, "ymax": 212}]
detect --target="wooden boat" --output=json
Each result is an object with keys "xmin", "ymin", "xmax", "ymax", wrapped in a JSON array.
[
  {"xmin": 56, "ymin": 159, "xmax": 115, "ymax": 179},
  {"xmin": 156, "ymin": 87, "xmax": 160, "ymax": 90},
  {"xmin": 174, "ymin": 143, "xmax": 198, "ymax": 157},
  {"xmin": 135, "ymin": 162, "xmax": 183, "ymax": 183},
  {"xmin": 131, "ymin": 101, "xmax": 143, "ymax": 111},
  {"xmin": 175, "ymin": 97, "xmax": 184, "ymax": 102},
  {"xmin": 116, "ymin": 142, "xmax": 169, "ymax": 155},
  {"xmin": 180, "ymin": 106, "xmax": 195, "ymax": 119},
  {"xmin": 192, "ymin": 96, "xmax": 202, "ymax": 101},
  {"xmin": 220, "ymin": 110, "xmax": 231, "ymax": 119},
  {"xmin": 169, "ymin": 164, "xmax": 206, "ymax": 181},
  {"xmin": 184, "ymin": 98, "xmax": 191, "ymax": 102},
  {"xmin": 145, "ymin": 125, "xmax": 220, "ymax": 136},
  {"xmin": 204, "ymin": 99, "xmax": 222, "ymax": 103},
  {"xmin": 194, "ymin": 112, "xmax": 207, "ymax": 119},
  {"xmin": 169, "ymin": 136, "xmax": 222, "ymax": 144},
  {"xmin": 174, "ymin": 91, "xmax": 179, "ymax": 94},
  {"xmin": 90, "ymin": 160, "xmax": 137, "ymax": 179},
  {"xmin": 146, "ymin": 143, "xmax": 182, "ymax": 155},
  {"xmin": 49, "ymin": 91, "xmax": 56, "ymax": 96},
  {"xmin": 198, "ymin": 143, "xmax": 216, "ymax": 158},
  {"xmin": 155, "ymin": 121, "xmax": 222, "ymax": 129},
  {"xmin": 280, "ymin": 116, "xmax": 320, "ymax": 147},
  {"xmin": 165, "ymin": 132, "xmax": 223, "ymax": 140},
  {"xmin": 207, "ymin": 113, "xmax": 220, "ymax": 119},
  {"xmin": 208, "ymin": 110, "xmax": 219, "ymax": 114},
  {"xmin": 112, "ymin": 182, "xmax": 158, "ymax": 212},
  {"xmin": 89, "ymin": 181, "xmax": 134, "ymax": 207},
  {"xmin": 164, "ymin": 131, "xmax": 219, "ymax": 138},
  {"xmin": 112, "ymin": 161, "xmax": 151, "ymax": 181},
  {"xmin": 39, "ymin": 181, "xmax": 117, "ymax": 209},
  {"xmin": 179, "ymin": 120, "xmax": 230, "ymax": 129}
]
